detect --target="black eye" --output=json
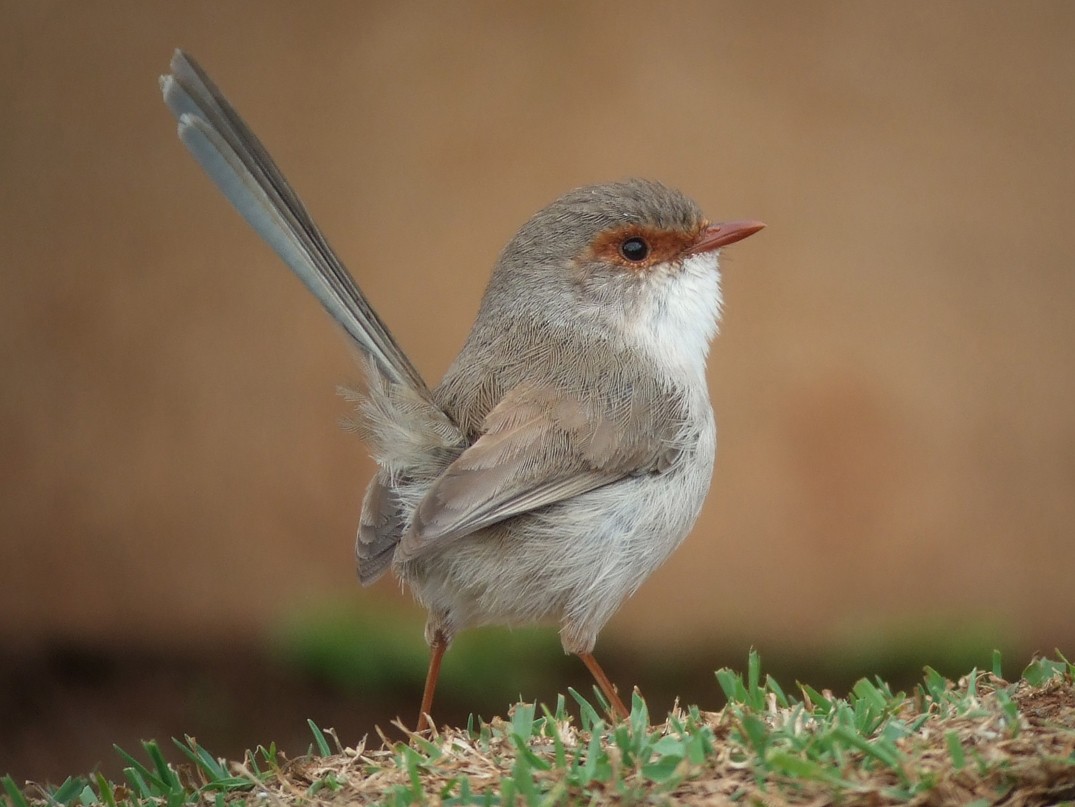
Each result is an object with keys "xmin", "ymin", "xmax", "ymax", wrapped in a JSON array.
[{"xmin": 619, "ymin": 236, "xmax": 650, "ymax": 262}]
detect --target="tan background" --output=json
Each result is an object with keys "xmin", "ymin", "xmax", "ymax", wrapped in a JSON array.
[{"xmin": 3, "ymin": 2, "xmax": 1073, "ymax": 662}]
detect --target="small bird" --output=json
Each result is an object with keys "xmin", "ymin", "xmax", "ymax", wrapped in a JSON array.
[{"xmin": 161, "ymin": 50, "xmax": 764, "ymax": 730}]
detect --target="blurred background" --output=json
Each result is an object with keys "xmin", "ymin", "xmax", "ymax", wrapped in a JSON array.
[{"xmin": 3, "ymin": 0, "xmax": 1074, "ymax": 785}]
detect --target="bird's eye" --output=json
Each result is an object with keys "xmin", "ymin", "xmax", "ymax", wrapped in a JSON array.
[{"xmin": 619, "ymin": 236, "xmax": 650, "ymax": 263}]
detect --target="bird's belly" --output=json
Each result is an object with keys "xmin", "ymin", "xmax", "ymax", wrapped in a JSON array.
[{"xmin": 402, "ymin": 436, "xmax": 715, "ymax": 650}]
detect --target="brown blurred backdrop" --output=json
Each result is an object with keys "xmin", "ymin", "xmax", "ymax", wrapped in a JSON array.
[{"xmin": 2, "ymin": 0, "xmax": 1074, "ymax": 783}]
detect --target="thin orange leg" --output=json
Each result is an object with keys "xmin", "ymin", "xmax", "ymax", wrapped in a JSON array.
[
  {"xmin": 577, "ymin": 652, "xmax": 629, "ymax": 720},
  {"xmin": 416, "ymin": 630, "xmax": 447, "ymax": 733}
]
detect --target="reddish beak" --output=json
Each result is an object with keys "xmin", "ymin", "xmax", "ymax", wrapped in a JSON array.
[{"xmin": 685, "ymin": 220, "xmax": 766, "ymax": 254}]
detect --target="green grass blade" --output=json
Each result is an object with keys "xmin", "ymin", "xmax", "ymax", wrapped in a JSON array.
[
  {"xmin": 48, "ymin": 777, "xmax": 89, "ymax": 805},
  {"xmin": 2, "ymin": 776, "xmax": 30, "ymax": 807},
  {"xmin": 120, "ymin": 767, "xmax": 153, "ymax": 799},
  {"xmin": 510, "ymin": 702, "xmax": 536, "ymax": 740},
  {"xmin": 831, "ymin": 727, "xmax": 908, "ymax": 785},
  {"xmin": 765, "ymin": 751, "xmax": 850, "ymax": 787},
  {"xmin": 739, "ymin": 714, "xmax": 769, "ymax": 756},
  {"xmin": 765, "ymin": 674, "xmax": 790, "ymax": 708},
  {"xmin": 540, "ymin": 704, "xmax": 567, "ymax": 770},
  {"xmin": 714, "ymin": 667, "xmax": 743, "ymax": 704},
  {"xmin": 141, "ymin": 741, "xmax": 181, "ymax": 792},
  {"xmin": 945, "ymin": 731, "xmax": 965, "ymax": 769},
  {"xmin": 1055, "ymin": 648, "xmax": 1075, "ymax": 676},
  {"xmin": 567, "ymin": 687, "xmax": 603, "ymax": 732},
  {"xmin": 94, "ymin": 773, "xmax": 119, "ymax": 807},
  {"xmin": 800, "ymin": 683, "xmax": 834, "ymax": 715},
  {"xmin": 307, "ymin": 719, "xmax": 332, "ymax": 757},
  {"xmin": 747, "ymin": 648, "xmax": 762, "ymax": 707},
  {"xmin": 172, "ymin": 736, "xmax": 228, "ymax": 782}
]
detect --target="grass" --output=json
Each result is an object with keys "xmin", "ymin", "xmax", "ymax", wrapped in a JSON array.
[{"xmin": 4, "ymin": 651, "xmax": 1074, "ymax": 806}]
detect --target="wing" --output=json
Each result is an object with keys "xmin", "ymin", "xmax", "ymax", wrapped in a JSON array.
[
  {"xmin": 394, "ymin": 381, "xmax": 691, "ymax": 563},
  {"xmin": 350, "ymin": 366, "xmax": 466, "ymax": 585},
  {"xmin": 356, "ymin": 473, "xmax": 404, "ymax": 586}
]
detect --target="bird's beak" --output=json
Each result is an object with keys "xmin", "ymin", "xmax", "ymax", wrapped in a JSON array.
[{"xmin": 685, "ymin": 220, "xmax": 766, "ymax": 254}]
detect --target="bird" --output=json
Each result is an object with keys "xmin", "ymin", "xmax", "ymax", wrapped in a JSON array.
[{"xmin": 160, "ymin": 50, "xmax": 764, "ymax": 731}]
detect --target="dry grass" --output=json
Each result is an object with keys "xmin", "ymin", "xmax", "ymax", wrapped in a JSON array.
[
  {"xmin": 7, "ymin": 654, "xmax": 1074, "ymax": 806},
  {"xmin": 278, "ymin": 674, "xmax": 1075, "ymax": 805}
]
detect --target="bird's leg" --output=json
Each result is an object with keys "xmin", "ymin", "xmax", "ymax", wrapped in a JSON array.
[
  {"xmin": 577, "ymin": 652, "xmax": 629, "ymax": 721},
  {"xmin": 416, "ymin": 629, "xmax": 448, "ymax": 733}
]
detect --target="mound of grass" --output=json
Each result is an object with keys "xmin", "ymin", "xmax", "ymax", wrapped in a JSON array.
[{"xmin": 5, "ymin": 652, "xmax": 1073, "ymax": 805}]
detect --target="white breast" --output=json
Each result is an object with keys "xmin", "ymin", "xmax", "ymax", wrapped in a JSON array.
[{"xmin": 624, "ymin": 252, "xmax": 723, "ymax": 382}]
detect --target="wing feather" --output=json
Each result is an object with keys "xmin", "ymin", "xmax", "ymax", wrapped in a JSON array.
[{"xmin": 395, "ymin": 381, "xmax": 691, "ymax": 562}]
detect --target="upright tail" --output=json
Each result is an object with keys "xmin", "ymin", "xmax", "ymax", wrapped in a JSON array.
[{"xmin": 160, "ymin": 50, "xmax": 430, "ymax": 399}]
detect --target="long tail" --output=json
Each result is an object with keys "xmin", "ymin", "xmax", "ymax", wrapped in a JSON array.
[{"xmin": 160, "ymin": 50, "xmax": 430, "ymax": 398}]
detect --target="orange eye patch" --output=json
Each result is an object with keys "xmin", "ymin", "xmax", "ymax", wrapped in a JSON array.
[{"xmin": 588, "ymin": 223, "xmax": 707, "ymax": 271}]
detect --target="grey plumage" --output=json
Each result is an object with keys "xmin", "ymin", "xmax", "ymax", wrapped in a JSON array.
[{"xmin": 162, "ymin": 50, "xmax": 761, "ymax": 722}]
